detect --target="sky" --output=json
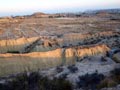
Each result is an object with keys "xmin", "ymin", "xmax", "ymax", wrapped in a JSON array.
[{"xmin": 0, "ymin": 0, "xmax": 120, "ymax": 16}]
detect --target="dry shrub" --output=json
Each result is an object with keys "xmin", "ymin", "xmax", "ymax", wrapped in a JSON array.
[
  {"xmin": 97, "ymin": 78, "xmax": 117, "ymax": 89},
  {"xmin": 77, "ymin": 72, "xmax": 105, "ymax": 90},
  {"xmin": 111, "ymin": 68, "xmax": 120, "ymax": 83},
  {"xmin": 0, "ymin": 72, "xmax": 73, "ymax": 90},
  {"xmin": 97, "ymin": 68, "xmax": 120, "ymax": 89}
]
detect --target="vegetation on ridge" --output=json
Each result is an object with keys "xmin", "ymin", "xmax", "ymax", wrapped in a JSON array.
[{"xmin": 0, "ymin": 72, "xmax": 72, "ymax": 90}]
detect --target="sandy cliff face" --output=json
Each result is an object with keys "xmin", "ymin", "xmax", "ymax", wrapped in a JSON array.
[
  {"xmin": 0, "ymin": 44, "xmax": 109, "ymax": 76},
  {"xmin": 75, "ymin": 44, "xmax": 110, "ymax": 59},
  {"xmin": 0, "ymin": 37, "xmax": 39, "ymax": 53},
  {"xmin": 0, "ymin": 48, "xmax": 63, "ymax": 76},
  {"xmin": 0, "ymin": 31, "xmax": 116, "ymax": 54}
]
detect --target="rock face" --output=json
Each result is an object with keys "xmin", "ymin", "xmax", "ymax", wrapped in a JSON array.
[
  {"xmin": 0, "ymin": 44, "xmax": 109, "ymax": 77},
  {"xmin": 0, "ymin": 37, "xmax": 39, "ymax": 53},
  {"xmin": 75, "ymin": 44, "xmax": 110, "ymax": 59},
  {"xmin": 0, "ymin": 48, "xmax": 64, "ymax": 76},
  {"xmin": 112, "ymin": 52, "xmax": 120, "ymax": 63},
  {"xmin": 0, "ymin": 30, "xmax": 116, "ymax": 53}
]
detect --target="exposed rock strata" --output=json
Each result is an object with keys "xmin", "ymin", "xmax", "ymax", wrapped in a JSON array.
[
  {"xmin": 0, "ymin": 44, "xmax": 110, "ymax": 76},
  {"xmin": 0, "ymin": 37, "xmax": 39, "ymax": 53},
  {"xmin": 0, "ymin": 31, "xmax": 119, "ymax": 53}
]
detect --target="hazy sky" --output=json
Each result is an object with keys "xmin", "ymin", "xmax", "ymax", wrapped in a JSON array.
[{"xmin": 0, "ymin": 0, "xmax": 120, "ymax": 16}]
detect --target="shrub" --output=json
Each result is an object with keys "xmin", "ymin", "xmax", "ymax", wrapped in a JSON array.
[
  {"xmin": 7, "ymin": 72, "xmax": 29, "ymax": 90},
  {"xmin": 97, "ymin": 68, "xmax": 120, "ymax": 89},
  {"xmin": 39, "ymin": 77, "xmax": 72, "ymax": 90},
  {"xmin": 0, "ymin": 84, "xmax": 9, "ymax": 90},
  {"xmin": 77, "ymin": 72, "xmax": 105, "ymax": 90},
  {"xmin": 7, "ymin": 51, "xmax": 19, "ymax": 53},
  {"xmin": 101, "ymin": 57, "xmax": 107, "ymax": 62},
  {"xmin": 59, "ymin": 73, "xmax": 68, "ymax": 79},
  {"xmin": 97, "ymin": 78, "xmax": 117, "ymax": 89},
  {"xmin": 56, "ymin": 66, "xmax": 64, "ymax": 73},
  {"xmin": 0, "ymin": 72, "xmax": 73, "ymax": 90},
  {"xmin": 111, "ymin": 68, "xmax": 120, "ymax": 76},
  {"xmin": 110, "ymin": 68, "xmax": 120, "ymax": 83},
  {"xmin": 67, "ymin": 65, "xmax": 78, "ymax": 73}
]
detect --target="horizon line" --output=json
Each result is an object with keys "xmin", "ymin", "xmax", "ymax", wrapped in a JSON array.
[{"xmin": 0, "ymin": 8, "xmax": 120, "ymax": 17}]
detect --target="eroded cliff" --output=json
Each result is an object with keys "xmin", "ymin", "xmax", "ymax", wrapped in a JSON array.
[{"xmin": 0, "ymin": 44, "xmax": 110, "ymax": 76}]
